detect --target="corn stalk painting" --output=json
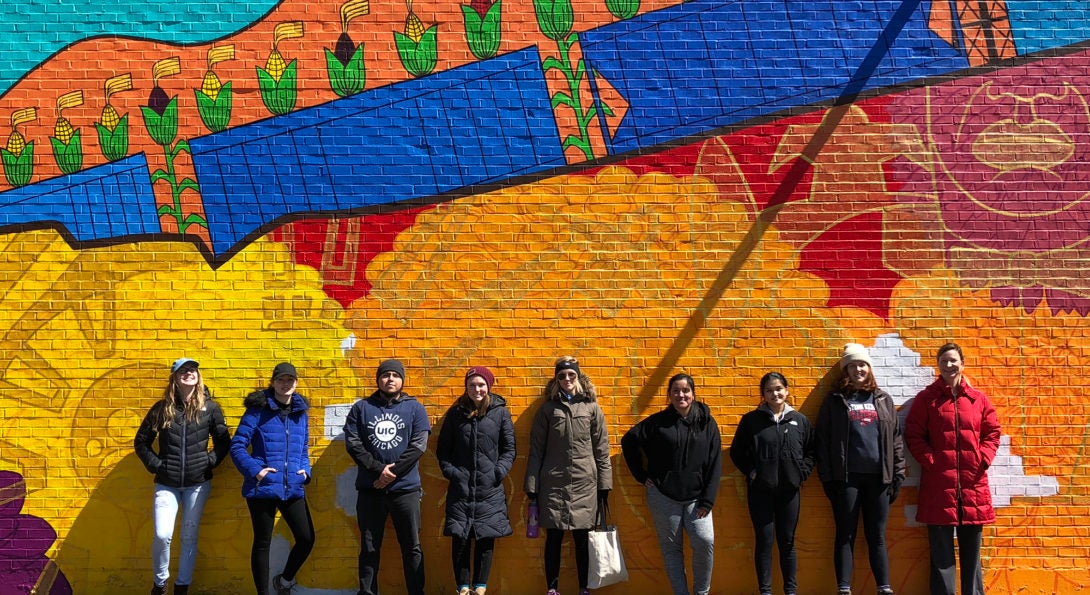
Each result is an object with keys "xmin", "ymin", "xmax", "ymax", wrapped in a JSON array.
[
  {"xmin": 326, "ymin": 0, "xmax": 369, "ymax": 97},
  {"xmin": 195, "ymin": 45, "xmax": 235, "ymax": 133},
  {"xmin": 50, "ymin": 91, "xmax": 85, "ymax": 175},
  {"xmin": 533, "ymin": 0, "xmax": 597, "ymax": 160},
  {"xmin": 2, "ymin": 108, "xmax": 36, "ymax": 187},
  {"xmin": 95, "ymin": 74, "xmax": 132, "ymax": 162},
  {"xmin": 462, "ymin": 0, "xmax": 502, "ymax": 60},
  {"xmin": 394, "ymin": 0, "xmax": 438, "ymax": 78},
  {"xmin": 141, "ymin": 58, "xmax": 207, "ymax": 234},
  {"xmin": 258, "ymin": 22, "xmax": 304, "ymax": 116},
  {"xmin": 605, "ymin": 0, "xmax": 639, "ymax": 20}
]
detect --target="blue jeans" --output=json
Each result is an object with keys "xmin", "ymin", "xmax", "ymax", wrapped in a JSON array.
[
  {"xmin": 152, "ymin": 481, "xmax": 211, "ymax": 587},
  {"xmin": 646, "ymin": 483, "xmax": 715, "ymax": 595}
]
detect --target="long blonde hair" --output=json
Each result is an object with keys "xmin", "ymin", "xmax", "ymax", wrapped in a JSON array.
[{"xmin": 152, "ymin": 369, "xmax": 208, "ymax": 430}]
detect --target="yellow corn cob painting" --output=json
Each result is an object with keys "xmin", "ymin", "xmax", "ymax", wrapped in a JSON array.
[{"xmin": 7, "ymin": 108, "xmax": 36, "ymax": 155}]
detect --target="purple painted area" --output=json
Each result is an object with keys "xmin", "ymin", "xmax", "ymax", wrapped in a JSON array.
[
  {"xmin": 0, "ymin": 471, "xmax": 72, "ymax": 595},
  {"xmin": 888, "ymin": 54, "xmax": 1090, "ymax": 315}
]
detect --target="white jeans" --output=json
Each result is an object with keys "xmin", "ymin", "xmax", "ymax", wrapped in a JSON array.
[
  {"xmin": 152, "ymin": 481, "xmax": 210, "ymax": 587},
  {"xmin": 646, "ymin": 483, "xmax": 715, "ymax": 595}
]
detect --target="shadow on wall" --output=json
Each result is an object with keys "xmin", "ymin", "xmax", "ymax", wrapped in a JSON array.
[{"xmin": 54, "ymin": 452, "xmax": 252, "ymax": 593}]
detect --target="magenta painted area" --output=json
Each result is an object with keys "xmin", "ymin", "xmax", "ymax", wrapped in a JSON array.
[
  {"xmin": 887, "ymin": 51, "xmax": 1090, "ymax": 314},
  {"xmin": 0, "ymin": 471, "xmax": 72, "ymax": 595}
]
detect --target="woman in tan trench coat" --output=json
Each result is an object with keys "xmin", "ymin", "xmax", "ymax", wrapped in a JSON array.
[{"xmin": 524, "ymin": 356, "xmax": 613, "ymax": 595}]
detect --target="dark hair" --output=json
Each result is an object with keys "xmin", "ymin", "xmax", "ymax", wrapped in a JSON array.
[
  {"xmin": 759, "ymin": 371, "xmax": 788, "ymax": 393},
  {"xmin": 667, "ymin": 373, "xmax": 695, "ymax": 396},
  {"xmin": 936, "ymin": 342, "xmax": 964, "ymax": 362}
]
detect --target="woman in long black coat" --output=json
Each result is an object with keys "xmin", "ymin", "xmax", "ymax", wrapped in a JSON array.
[{"xmin": 436, "ymin": 366, "xmax": 516, "ymax": 595}]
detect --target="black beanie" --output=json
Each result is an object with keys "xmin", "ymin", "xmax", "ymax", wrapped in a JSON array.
[{"xmin": 377, "ymin": 359, "xmax": 406, "ymax": 382}]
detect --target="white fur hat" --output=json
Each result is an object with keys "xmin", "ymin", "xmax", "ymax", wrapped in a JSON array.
[{"xmin": 839, "ymin": 343, "xmax": 873, "ymax": 370}]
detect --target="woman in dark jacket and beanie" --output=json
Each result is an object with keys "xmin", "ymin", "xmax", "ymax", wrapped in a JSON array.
[
  {"xmin": 436, "ymin": 366, "xmax": 516, "ymax": 595},
  {"xmin": 524, "ymin": 356, "xmax": 612, "ymax": 595},
  {"xmin": 905, "ymin": 343, "xmax": 1001, "ymax": 595},
  {"xmin": 730, "ymin": 372, "xmax": 813, "ymax": 595},
  {"xmin": 623, "ymin": 372, "xmax": 721, "ymax": 595},
  {"xmin": 230, "ymin": 362, "xmax": 315, "ymax": 595},
  {"xmin": 816, "ymin": 344, "xmax": 906, "ymax": 595},
  {"xmin": 134, "ymin": 358, "xmax": 231, "ymax": 595}
]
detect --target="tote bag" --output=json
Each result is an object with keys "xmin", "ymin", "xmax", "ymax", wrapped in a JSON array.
[{"xmin": 587, "ymin": 500, "xmax": 628, "ymax": 589}]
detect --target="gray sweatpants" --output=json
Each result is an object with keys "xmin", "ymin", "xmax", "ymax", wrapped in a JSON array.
[{"xmin": 645, "ymin": 483, "xmax": 715, "ymax": 595}]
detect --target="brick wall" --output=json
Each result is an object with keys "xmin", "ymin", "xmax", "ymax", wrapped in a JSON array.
[{"xmin": 1, "ymin": 0, "xmax": 1088, "ymax": 593}]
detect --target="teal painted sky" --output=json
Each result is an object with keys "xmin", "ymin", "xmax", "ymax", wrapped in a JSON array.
[
  {"xmin": 1, "ymin": 0, "xmax": 1087, "ymax": 97},
  {"xmin": 0, "ymin": 0, "xmax": 279, "ymax": 95},
  {"xmin": 1007, "ymin": 1, "xmax": 1090, "ymax": 56}
]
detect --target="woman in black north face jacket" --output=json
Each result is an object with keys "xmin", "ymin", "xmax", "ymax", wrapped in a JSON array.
[
  {"xmin": 134, "ymin": 358, "xmax": 230, "ymax": 595},
  {"xmin": 730, "ymin": 371, "xmax": 814, "ymax": 595},
  {"xmin": 436, "ymin": 366, "xmax": 516, "ymax": 595}
]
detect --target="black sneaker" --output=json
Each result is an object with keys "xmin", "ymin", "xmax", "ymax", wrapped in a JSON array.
[
  {"xmin": 150, "ymin": 585, "xmax": 166, "ymax": 595},
  {"xmin": 272, "ymin": 574, "xmax": 295, "ymax": 595},
  {"xmin": 174, "ymin": 585, "xmax": 189, "ymax": 595}
]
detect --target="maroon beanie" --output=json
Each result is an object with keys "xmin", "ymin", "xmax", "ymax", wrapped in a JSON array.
[{"xmin": 465, "ymin": 366, "xmax": 495, "ymax": 391}]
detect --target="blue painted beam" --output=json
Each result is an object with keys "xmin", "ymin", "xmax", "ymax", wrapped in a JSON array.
[
  {"xmin": 189, "ymin": 47, "xmax": 566, "ymax": 258},
  {"xmin": 0, "ymin": 154, "xmax": 159, "ymax": 242},
  {"xmin": 0, "ymin": 1, "xmax": 980, "ymax": 261},
  {"xmin": 579, "ymin": 0, "xmax": 970, "ymax": 153}
]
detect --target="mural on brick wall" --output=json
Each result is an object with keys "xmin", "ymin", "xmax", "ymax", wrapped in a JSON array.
[{"xmin": 1, "ymin": 0, "xmax": 1089, "ymax": 592}]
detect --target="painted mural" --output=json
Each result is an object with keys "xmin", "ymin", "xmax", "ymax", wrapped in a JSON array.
[{"xmin": 1, "ymin": 0, "xmax": 1088, "ymax": 592}]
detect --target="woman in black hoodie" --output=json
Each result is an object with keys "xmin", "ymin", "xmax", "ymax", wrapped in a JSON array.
[
  {"xmin": 729, "ymin": 371, "xmax": 814, "ymax": 595},
  {"xmin": 621, "ymin": 373, "xmax": 721, "ymax": 595}
]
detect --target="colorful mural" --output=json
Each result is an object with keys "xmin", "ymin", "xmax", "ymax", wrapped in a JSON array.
[{"xmin": 1, "ymin": 0, "xmax": 1089, "ymax": 592}]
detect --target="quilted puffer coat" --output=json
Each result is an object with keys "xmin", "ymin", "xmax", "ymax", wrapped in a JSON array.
[
  {"xmin": 134, "ymin": 390, "xmax": 231, "ymax": 488},
  {"xmin": 230, "ymin": 389, "xmax": 312, "ymax": 500},
  {"xmin": 905, "ymin": 378, "xmax": 1001, "ymax": 525},
  {"xmin": 436, "ymin": 394, "xmax": 516, "ymax": 539}
]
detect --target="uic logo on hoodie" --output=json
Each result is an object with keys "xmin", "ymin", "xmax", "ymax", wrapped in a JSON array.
[{"xmin": 368, "ymin": 412, "xmax": 406, "ymax": 450}]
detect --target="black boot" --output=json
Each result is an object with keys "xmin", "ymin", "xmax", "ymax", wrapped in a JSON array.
[
  {"xmin": 150, "ymin": 584, "xmax": 166, "ymax": 595},
  {"xmin": 174, "ymin": 584, "xmax": 189, "ymax": 595}
]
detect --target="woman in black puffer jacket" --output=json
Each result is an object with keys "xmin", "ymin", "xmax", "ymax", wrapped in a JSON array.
[
  {"xmin": 436, "ymin": 366, "xmax": 516, "ymax": 595},
  {"xmin": 134, "ymin": 358, "xmax": 231, "ymax": 595}
]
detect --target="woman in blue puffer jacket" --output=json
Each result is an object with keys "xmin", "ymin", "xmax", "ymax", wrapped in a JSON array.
[{"xmin": 231, "ymin": 363, "xmax": 315, "ymax": 595}]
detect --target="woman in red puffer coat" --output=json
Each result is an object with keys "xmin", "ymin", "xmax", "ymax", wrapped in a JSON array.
[{"xmin": 905, "ymin": 343, "xmax": 1001, "ymax": 595}]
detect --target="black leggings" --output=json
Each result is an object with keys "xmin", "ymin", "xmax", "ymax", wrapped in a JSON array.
[
  {"xmin": 829, "ymin": 473, "xmax": 891, "ymax": 590},
  {"xmin": 747, "ymin": 485, "xmax": 800, "ymax": 594},
  {"xmin": 544, "ymin": 528, "xmax": 589, "ymax": 590},
  {"xmin": 246, "ymin": 497, "xmax": 315, "ymax": 594},
  {"xmin": 451, "ymin": 534, "xmax": 496, "ymax": 587}
]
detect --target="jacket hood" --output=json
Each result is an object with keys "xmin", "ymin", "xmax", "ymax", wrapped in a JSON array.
[{"xmin": 244, "ymin": 388, "xmax": 309, "ymax": 413}]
